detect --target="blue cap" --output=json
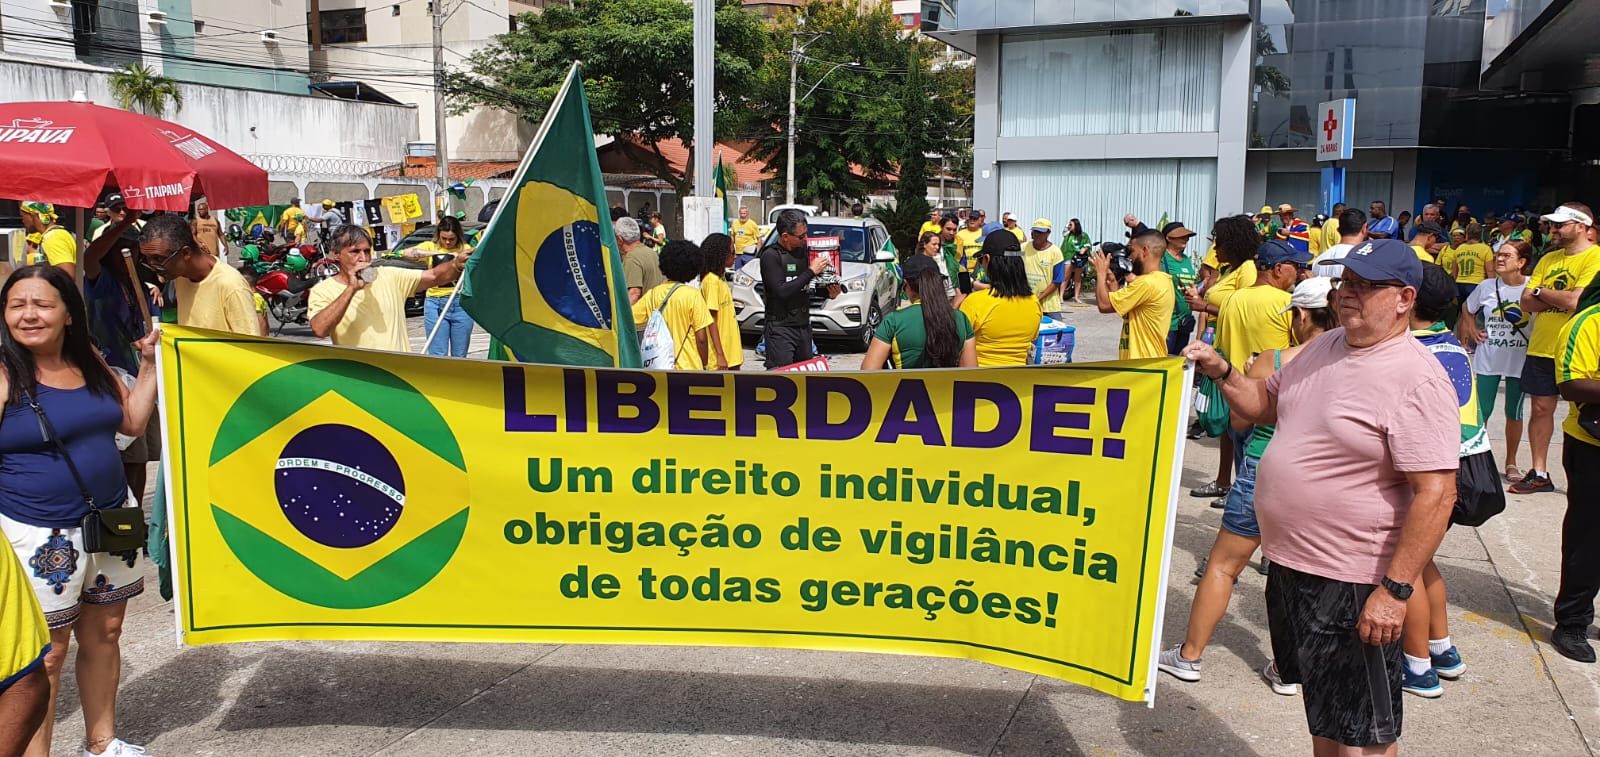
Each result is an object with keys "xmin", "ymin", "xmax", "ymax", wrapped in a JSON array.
[
  {"xmin": 1257, "ymin": 239, "xmax": 1312, "ymax": 267},
  {"xmin": 1367, "ymin": 216, "xmax": 1400, "ymax": 237},
  {"xmin": 1323, "ymin": 239, "xmax": 1423, "ymax": 289}
]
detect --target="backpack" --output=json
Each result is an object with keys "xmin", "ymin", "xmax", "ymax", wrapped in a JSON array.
[{"xmin": 640, "ymin": 284, "xmax": 684, "ymax": 370}]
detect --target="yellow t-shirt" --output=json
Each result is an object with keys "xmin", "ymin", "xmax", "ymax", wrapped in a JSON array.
[
  {"xmin": 1527, "ymin": 246, "xmax": 1600, "ymax": 358},
  {"xmin": 409, "ymin": 241, "xmax": 471, "ymax": 298},
  {"xmin": 252, "ymin": 291, "xmax": 268, "ymax": 317},
  {"xmin": 1202, "ymin": 244, "xmax": 1218, "ymax": 271},
  {"xmin": 731, "ymin": 219, "xmax": 761, "ymax": 253},
  {"xmin": 1450, "ymin": 243, "xmax": 1494, "ymax": 284},
  {"xmin": 1022, "ymin": 243, "xmax": 1065, "ymax": 314},
  {"xmin": 958, "ymin": 289, "xmax": 1041, "ymax": 366},
  {"xmin": 281, "ymin": 206, "xmax": 307, "ymax": 228},
  {"xmin": 1322, "ymin": 217, "xmax": 1341, "ymax": 251},
  {"xmin": 1203, "ymin": 262, "xmax": 1257, "ymax": 310},
  {"xmin": 308, "ymin": 267, "xmax": 425, "ymax": 352},
  {"xmin": 1008, "ymin": 226, "xmax": 1027, "ymax": 242},
  {"xmin": 1410, "ymin": 245, "xmax": 1435, "ymax": 263},
  {"xmin": 174, "ymin": 261, "xmax": 262, "ymax": 335},
  {"xmin": 1, "ymin": 544, "xmax": 49, "ymax": 690},
  {"xmin": 699, "ymin": 273, "xmax": 742, "ymax": 368},
  {"xmin": 1215, "ymin": 284, "xmax": 1292, "ymax": 370},
  {"xmin": 632, "ymin": 281, "xmax": 714, "ymax": 370},
  {"xmin": 1109, "ymin": 271, "xmax": 1174, "ymax": 360},
  {"xmin": 40, "ymin": 226, "xmax": 76, "ymax": 267},
  {"xmin": 918, "ymin": 221, "xmax": 943, "ymax": 238},
  {"xmin": 1557, "ymin": 304, "xmax": 1600, "ymax": 447},
  {"xmin": 954, "ymin": 228, "xmax": 984, "ymax": 271}
]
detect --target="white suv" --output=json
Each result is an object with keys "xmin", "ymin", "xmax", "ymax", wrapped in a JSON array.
[{"xmin": 729, "ymin": 216, "xmax": 901, "ymax": 350}]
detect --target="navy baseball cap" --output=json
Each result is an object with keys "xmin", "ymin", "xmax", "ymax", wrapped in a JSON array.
[
  {"xmin": 1412, "ymin": 220, "xmax": 1445, "ymax": 238},
  {"xmin": 1257, "ymin": 239, "xmax": 1311, "ymax": 267},
  {"xmin": 1320, "ymin": 239, "xmax": 1423, "ymax": 289}
]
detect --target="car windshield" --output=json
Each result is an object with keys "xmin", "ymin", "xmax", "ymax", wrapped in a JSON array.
[{"xmin": 800, "ymin": 225, "xmax": 870, "ymax": 263}]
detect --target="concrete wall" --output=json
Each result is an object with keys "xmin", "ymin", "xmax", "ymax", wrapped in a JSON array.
[
  {"xmin": 165, "ymin": 0, "xmax": 313, "ymax": 94},
  {"xmin": 0, "ymin": 0, "xmax": 311, "ymax": 94},
  {"xmin": 0, "ymin": 58, "xmax": 419, "ymax": 165},
  {"xmin": 319, "ymin": 39, "xmax": 535, "ymax": 162}
]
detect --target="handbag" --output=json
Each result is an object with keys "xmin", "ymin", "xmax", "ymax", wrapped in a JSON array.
[
  {"xmin": 24, "ymin": 390, "xmax": 148, "ymax": 553},
  {"xmin": 1578, "ymin": 403, "xmax": 1600, "ymax": 441},
  {"xmin": 1452, "ymin": 448, "xmax": 1506, "ymax": 528}
]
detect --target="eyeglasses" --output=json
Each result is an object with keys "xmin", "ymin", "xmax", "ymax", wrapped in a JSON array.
[
  {"xmin": 1338, "ymin": 278, "xmax": 1405, "ymax": 293},
  {"xmin": 140, "ymin": 246, "xmax": 183, "ymax": 271}
]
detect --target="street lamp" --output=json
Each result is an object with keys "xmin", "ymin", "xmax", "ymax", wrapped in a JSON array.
[{"xmin": 787, "ymin": 48, "xmax": 859, "ymax": 205}]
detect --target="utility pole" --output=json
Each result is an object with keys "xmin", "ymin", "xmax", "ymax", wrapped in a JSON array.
[
  {"xmin": 432, "ymin": 0, "xmax": 450, "ymax": 219},
  {"xmin": 692, "ymin": 0, "xmax": 714, "ymax": 198},
  {"xmin": 786, "ymin": 28, "xmax": 799, "ymax": 205}
]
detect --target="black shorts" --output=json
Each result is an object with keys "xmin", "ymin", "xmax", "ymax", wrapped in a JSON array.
[
  {"xmin": 1522, "ymin": 354, "xmax": 1559, "ymax": 397},
  {"xmin": 1266, "ymin": 562, "xmax": 1402, "ymax": 747}
]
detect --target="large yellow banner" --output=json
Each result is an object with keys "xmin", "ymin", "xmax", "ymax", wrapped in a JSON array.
[{"xmin": 159, "ymin": 327, "xmax": 1189, "ymax": 702}]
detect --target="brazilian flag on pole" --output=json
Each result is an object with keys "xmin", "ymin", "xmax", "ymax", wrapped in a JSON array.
[
  {"xmin": 713, "ymin": 151, "xmax": 731, "ymax": 233},
  {"xmin": 460, "ymin": 63, "xmax": 641, "ymax": 368}
]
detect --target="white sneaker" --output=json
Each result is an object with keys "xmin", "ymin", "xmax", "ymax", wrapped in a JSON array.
[
  {"xmin": 1262, "ymin": 660, "xmax": 1299, "ymax": 696},
  {"xmin": 1157, "ymin": 643, "xmax": 1202, "ymax": 682},
  {"xmin": 84, "ymin": 738, "xmax": 148, "ymax": 757}
]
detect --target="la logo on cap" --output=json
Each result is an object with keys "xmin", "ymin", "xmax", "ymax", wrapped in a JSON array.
[{"xmin": 1353, "ymin": 242, "xmax": 1375, "ymax": 256}]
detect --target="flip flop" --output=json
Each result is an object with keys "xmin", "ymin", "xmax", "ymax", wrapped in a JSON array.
[{"xmin": 1504, "ymin": 465, "xmax": 1522, "ymax": 483}]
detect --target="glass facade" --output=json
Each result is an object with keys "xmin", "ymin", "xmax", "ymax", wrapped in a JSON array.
[
  {"xmin": 1251, "ymin": 0, "xmax": 1566, "ymax": 150},
  {"xmin": 1001, "ymin": 26, "xmax": 1223, "ymax": 137},
  {"xmin": 1265, "ymin": 170, "xmax": 1393, "ymax": 219},
  {"xmin": 1000, "ymin": 159, "xmax": 1217, "ymax": 247},
  {"xmin": 951, "ymin": 0, "xmax": 1248, "ymax": 30}
]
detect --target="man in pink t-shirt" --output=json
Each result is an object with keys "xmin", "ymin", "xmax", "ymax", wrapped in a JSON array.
[{"xmin": 1183, "ymin": 238, "xmax": 1458, "ymax": 754}]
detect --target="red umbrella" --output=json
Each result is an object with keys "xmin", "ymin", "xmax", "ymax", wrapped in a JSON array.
[{"xmin": 0, "ymin": 101, "xmax": 267, "ymax": 211}]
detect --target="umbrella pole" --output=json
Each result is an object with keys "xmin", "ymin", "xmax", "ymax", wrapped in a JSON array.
[{"xmin": 74, "ymin": 207, "xmax": 86, "ymax": 292}]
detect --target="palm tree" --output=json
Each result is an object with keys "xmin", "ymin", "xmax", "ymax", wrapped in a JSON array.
[{"xmin": 109, "ymin": 64, "xmax": 183, "ymax": 116}]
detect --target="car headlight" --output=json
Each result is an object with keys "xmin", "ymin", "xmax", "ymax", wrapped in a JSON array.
[
  {"xmin": 733, "ymin": 272, "xmax": 756, "ymax": 287},
  {"xmin": 843, "ymin": 276, "xmax": 868, "ymax": 292}
]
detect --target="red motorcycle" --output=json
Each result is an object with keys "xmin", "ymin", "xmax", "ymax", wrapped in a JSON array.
[{"xmin": 255, "ymin": 255, "xmax": 339, "ymax": 333}]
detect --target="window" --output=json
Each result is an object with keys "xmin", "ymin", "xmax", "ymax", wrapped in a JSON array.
[
  {"xmin": 999, "ymin": 159, "xmax": 1218, "ymax": 253},
  {"xmin": 1000, "ymin": 26, "xmax": 1223, "ymax": 138},
  {"xmin": 315, "ymin": 8, "xmax": 367, "ymax": 45},
  {"xmin": 71, "ymin": 0, "xmax": 141, "ymax": 68}
]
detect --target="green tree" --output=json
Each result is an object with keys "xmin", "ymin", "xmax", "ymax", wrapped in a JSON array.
[
  {"xmin": 109, "ymin": 63, "xmax": 183, "ymax": 116},
  {"xmin": 445, "ymin": 0, "xmax": 770, "ymax": 196},
  {"xmin": 737, "ymin": 2, "xmax": 971, "ymax": 209}
]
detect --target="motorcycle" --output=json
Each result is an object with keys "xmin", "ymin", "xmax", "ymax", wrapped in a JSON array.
[{"xmin": 255, "ymin": 249, "xmax": 337, "ymax": 333}]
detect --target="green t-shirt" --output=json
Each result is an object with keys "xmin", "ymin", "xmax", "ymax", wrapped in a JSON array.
[
  {"xmin": 1062, "ymin": 232, "xmax": 1092, "ymax": 257},
  {"xmin": 874, "ymin": 303, "xmax": 975, "ymax": 369},
  {"xmin": 1158, "ymin": 250, "xmax": 1198, "ymax": 331},
  {"xmin": 1244, "ymin": 350, "xmax": 1281, "ymax": 459}
]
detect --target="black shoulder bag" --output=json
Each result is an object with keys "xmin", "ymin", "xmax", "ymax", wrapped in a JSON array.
[{"xmin": 24, "ymin": 390, "xmax": 147, "ymax": 553}]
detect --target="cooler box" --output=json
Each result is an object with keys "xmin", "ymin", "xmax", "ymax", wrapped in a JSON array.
[{"xmin": 1030, "ymin": 318, "xmax": 1075, "ymax": 365}]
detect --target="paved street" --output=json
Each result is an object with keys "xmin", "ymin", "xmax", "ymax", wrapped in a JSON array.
[{"xmin": 66, "ymin": 301, "xmax": 1596, "ymax": 756}]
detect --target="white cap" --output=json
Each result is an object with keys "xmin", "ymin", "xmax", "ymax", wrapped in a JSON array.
[
  {"xmin": 1542, "ymin": 206, "xmax": 1593, "ymax": 226},
  {"xmin": 1279, "ymin": 276, "xmax": 1334, "ymax": 314}
]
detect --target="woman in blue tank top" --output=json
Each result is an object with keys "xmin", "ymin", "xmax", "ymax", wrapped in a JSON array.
[{"xmin": 0, "ymin": 265, "xmax": 158, "ymax": 757}]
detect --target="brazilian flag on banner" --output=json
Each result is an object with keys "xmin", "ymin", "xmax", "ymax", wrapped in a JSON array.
[
  {"xmin": 460, "ymin": 64, "xmax": 641, "ymax": 368},
  {"xmin": 225, "ymin": 205, "xmax": 291, "ymax": 237}
]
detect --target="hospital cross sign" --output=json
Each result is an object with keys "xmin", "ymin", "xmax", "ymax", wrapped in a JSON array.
[{"xmin": 1316, "ymin": 98, "xmax": 1355, "ymax": 162}]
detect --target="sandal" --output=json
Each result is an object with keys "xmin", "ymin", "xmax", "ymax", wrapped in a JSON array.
[{"xmin": 1504, "ymin": 465, "xmax": 1523, "ymax": 483}]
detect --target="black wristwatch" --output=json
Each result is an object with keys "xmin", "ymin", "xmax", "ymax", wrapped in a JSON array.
[{"xmin": 1381, "ymin": 576, "xmax": 1413, "ymax": 601}]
